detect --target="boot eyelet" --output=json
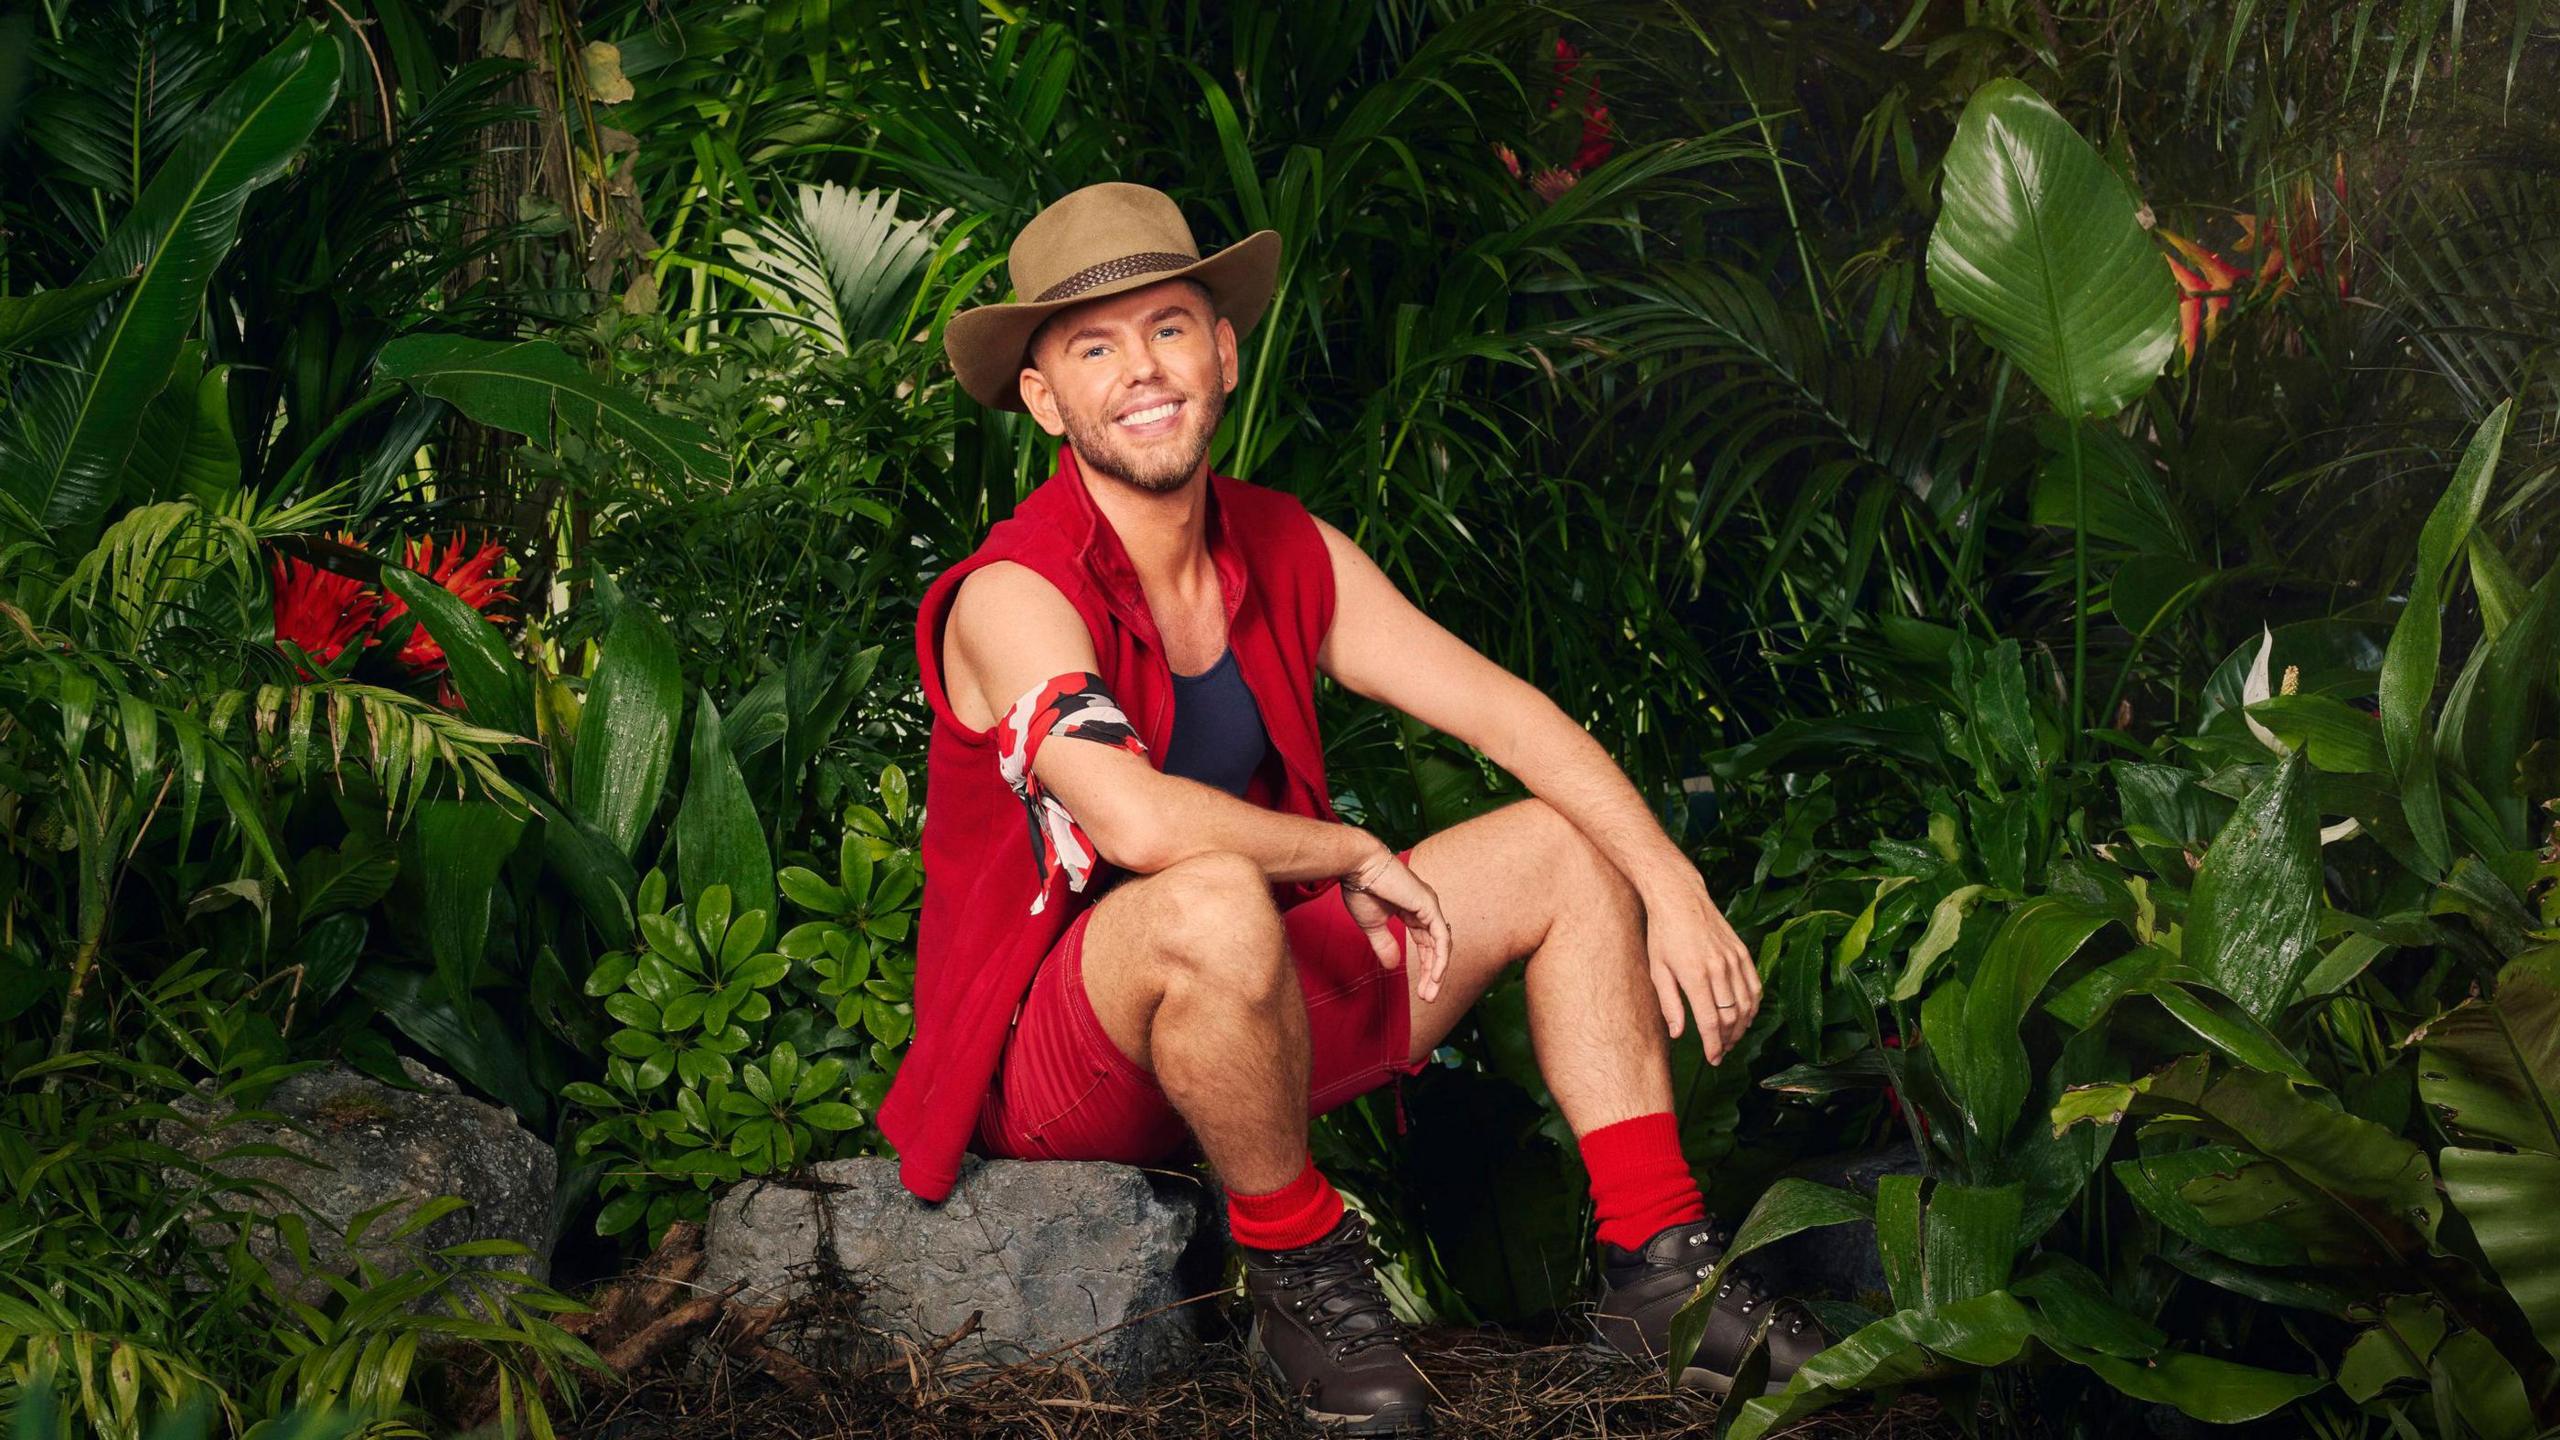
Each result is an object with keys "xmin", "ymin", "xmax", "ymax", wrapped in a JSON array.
[
  {"xmin": 1687, "ymin": 1234, "xmax": 1705, "ymax": 1246},
  {"xmin": 1695, "ymin": 1265, "xmax": 1710, "ymax": 1279}
]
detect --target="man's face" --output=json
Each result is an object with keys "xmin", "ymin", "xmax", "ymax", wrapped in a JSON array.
[{"xmin": 1018, "ymin": 277, "xmax": 1238, "ymax": 494}]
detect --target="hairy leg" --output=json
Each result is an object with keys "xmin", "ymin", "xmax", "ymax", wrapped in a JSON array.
[
  {"xmin": 1396, "ymin": 797, "xmax": 1674, "ymax": 1135},
  {"xmin": 1074, "ymin": 850, "xmax": 1310, "ymax": 1192}
]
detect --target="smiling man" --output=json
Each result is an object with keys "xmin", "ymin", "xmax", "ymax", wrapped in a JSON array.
[{"xmin": 885, "ymin": 182, "xmax": 1823, "ymax": 1435}]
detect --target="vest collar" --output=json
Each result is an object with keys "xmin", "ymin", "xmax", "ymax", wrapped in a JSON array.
[{"xmin": 1050, "ymin": 441, "xmax": 1250, "ymax": 652}]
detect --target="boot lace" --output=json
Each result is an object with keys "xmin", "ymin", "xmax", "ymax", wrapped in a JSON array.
[
  {"xmin": 1676, "ymin": 1219, "xmax": 1811, "ymax": 1339},
  {"xmin": 1267, "ymin": 1215, "xmax": 1408, "ymax": 1359}
]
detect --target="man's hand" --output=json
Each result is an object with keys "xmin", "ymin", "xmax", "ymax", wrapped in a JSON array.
[
  {"xmin": 1340, "ymin": 846, "xmax": 1452, "ymax": 1004},
  {"xmin": 1642, "ymin": 876, "xmax": 1762, "ymax": 1065}
]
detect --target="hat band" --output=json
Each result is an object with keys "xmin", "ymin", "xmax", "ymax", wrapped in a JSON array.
[{"xmin": 1034, "ymin": 251, "xmax": 1201, "ymax": 303}]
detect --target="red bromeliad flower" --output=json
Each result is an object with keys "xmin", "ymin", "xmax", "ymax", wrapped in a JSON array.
[
  {"xmin": 374, "ymin": 530, "xmax": 520, "ymax": 674},
  {"xmin": 1549, "ymin": 37, "xmax": 1615, "ymax": 175},
  {"xmin": 1492, "ymin": 37, "xmax": 1617, "ymax": 204},
  {"xmin": 270, "ymin": 537, "xmax": 384, "ymax": 680}
]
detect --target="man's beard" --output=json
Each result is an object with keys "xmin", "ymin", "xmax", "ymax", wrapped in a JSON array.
[{"xmin": 1060, "ymin": 383, "xmax": 1229, "ymax": 494}]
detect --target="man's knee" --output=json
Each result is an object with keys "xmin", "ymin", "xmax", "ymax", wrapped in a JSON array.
[
  {"xmin": 1509, "ymin": 797, "xmax": 1642, "ymax": 924},
  {"xmin": 1149, "ymin": 850, "xmax": 1292, "ymax": 1001}
]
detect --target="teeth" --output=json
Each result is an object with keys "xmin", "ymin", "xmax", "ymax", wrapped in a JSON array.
[{"xmin": 1118, "ymin": 401, "xmax": 1178, "ymax": 426}]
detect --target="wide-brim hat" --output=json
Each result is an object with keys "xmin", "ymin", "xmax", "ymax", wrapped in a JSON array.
[{"xmin": 944, "ymin": 181, "xmax": 1281, "ymax": 413}]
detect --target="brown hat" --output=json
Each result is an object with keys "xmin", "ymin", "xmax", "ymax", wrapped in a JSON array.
[{"xmin": 943, "ymin": 182, "xmax": 1281, "ymax": 412}]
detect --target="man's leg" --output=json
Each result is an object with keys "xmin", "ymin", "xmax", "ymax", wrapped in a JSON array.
[
  {"xmin": 1379, "ymin": 798, "xmax": 1705, "ymax": 1247},
  {"xmin": 1076, "ymin": 850, "xmax": 1309, "ymax": 1187}
]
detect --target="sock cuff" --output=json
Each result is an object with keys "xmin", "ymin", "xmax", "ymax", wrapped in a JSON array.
[
  {"xmin": 1226, "ymin": 1153, "xmax": 1346, "ymax": 1250},
  {"xmin": 1579, "ymin": 1110, "xmax": 1685, "ymax": 1168}
]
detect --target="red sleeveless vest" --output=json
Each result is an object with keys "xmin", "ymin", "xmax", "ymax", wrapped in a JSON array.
[{"xmin": 882, "ymin": 441, "xmax": 1344, "ymax": 1202}]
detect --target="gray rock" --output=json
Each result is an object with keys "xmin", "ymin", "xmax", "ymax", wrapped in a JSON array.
[
  {"xmin": 161, "ymin": 1057, "xmax": 556, "ymax": 1308},
  {"xmin": 698, "ymin": 1155, "xmax": 1220, "ymax": 1389}
]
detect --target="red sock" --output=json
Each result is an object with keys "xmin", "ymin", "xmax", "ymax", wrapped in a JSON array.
[
  {"xmin": 1227, "ymin": 1153, "xmax": 1347, "ymax": 1251},
  {"xmin": 1581, "ymin": 1111, "xmax": 1707, "ymax": 1252}
]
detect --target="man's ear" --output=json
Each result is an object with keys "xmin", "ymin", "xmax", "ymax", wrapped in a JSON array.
[
  {"xmin": 1017, "ymin": 354, "xmax": 1068, "ymax": 437},
  {"xmin": 1217, "ymin": 314, "xmax": 1240, "ymax": 395}
]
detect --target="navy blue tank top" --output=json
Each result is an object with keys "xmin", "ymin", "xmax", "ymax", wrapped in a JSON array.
[{"xmin": 1160, "ymin": 646, "xmax": 1268, "ymax": 797}]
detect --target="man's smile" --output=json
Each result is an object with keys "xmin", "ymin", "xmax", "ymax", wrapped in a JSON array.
[{"xmin": 1114, "ymin": 397, "xmax": 1184, "ymax": 435}]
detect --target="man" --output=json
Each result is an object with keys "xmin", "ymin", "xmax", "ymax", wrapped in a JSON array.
[{"xmin": 883, "ymin": 181, "xmax": 1823, "ymax": 1436}]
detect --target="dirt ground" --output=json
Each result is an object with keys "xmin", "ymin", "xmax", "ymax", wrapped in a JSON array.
[{"xmin": 559, "ymin": 1313, "xmax": 1958, "ymax": 1439}]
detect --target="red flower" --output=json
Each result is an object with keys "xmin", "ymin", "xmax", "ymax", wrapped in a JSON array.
[
  {"xmin": 1498, "ymin": 37, "xmax": 1618, "ymax": 203},
  {"xmin": 2161, "ymin": 230, "xmax": 2242, "ymax": 362},
  {"xmin": 374, "ymin": 530, "xmax": 519, "ymax": 673},
  {"xmin": 270, "ymin": 537, "xmax": 384, "ymax": 680}
]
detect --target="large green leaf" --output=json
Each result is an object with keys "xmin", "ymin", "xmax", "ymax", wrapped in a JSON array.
[
  {"xmin": 1925, "ymin": 78, "xmax": 2177, "ymax": 419},
  {"xmin": 2183, "ymin": 751, "xmax": 2322, "ymax": 1023},
  {"xmin": 0, "ymin": 277, "xmax": 130, "ymax": 351},
  {"xmin": 412, "ymin": 798, "xmax": 528, "ymax": 1021},
  {"xmin": 2440, "ymin": 1149, "xmax": 2560, "ymax": 1362},
  {"xmin": 381, "ymin": 564, "xmax": 534, "ymax": 743},
  {"xmin": 675, "ymin": 689, "xmax": 773, "ymax": 925},
  {"xmin": 373, "ymin": 335, "xmax": 722, "ymax": 481},
  {"xmin": 355, "ymin": 966, "xmax": 546, "ymax": 1126},
  {"xmin": 2416, "ymin": 948, "xmax": 2560, "ymax": 1155},
  {"xmin": 2059, "ymin": 1057, "xmax": 2440, "ymax": 1267},
  {"xmin": 2045, "ymin": 1338, "xmax": 2327, "ymax": 1421},
  {"xmin": 1727, "ymin": 1291, "xmax": 2035, "ymax": 1440},
  {"xmin": 2, "ymin": 25, "xmax": 340, "ymax": 540},
  {"xmin": 2380, "ymin": 400, "xmax": 2513, "ymax": 875},
  {"xmin": 2113, "ymin": 1144, "xmax": 2314, "ymax": 1267},
  {"xmin": 1667, "ymin": 1180, "xmax": 1872, "ymax": 1379},
  {"xmin": 570, "ymin": 602, "xmax": 682, "ymax": 859},
  {"xmin": 1923, "ymin": 895, "xmax": 2115, "ymax": 1159}
]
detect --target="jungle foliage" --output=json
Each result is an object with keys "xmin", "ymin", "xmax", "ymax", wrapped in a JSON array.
[{"xmin": 2, "ymin": 0, "xmax": 2556, "ymax": 1435}]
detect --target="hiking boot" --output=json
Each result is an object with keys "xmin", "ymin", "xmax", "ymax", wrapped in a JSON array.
[
  {"xmin": 1238, "ymin": 1210, "xmax": 1432, "ymax": 1436},
  {"xmin": 1590, "ymin": 1215, "xmax": 1827, "ymax": 1394}
]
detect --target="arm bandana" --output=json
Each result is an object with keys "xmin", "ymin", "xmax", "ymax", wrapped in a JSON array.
[{"xmin": 993, "ymin": 670, "xmax": 1149, "ymax": 913}]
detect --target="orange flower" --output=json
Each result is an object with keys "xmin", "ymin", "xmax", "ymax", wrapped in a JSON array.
[
  {"xmin": 373, "ymin": 530, "xmax": 519, "ymax": 673},
  {"xmin": 269, "ymin": 537, "xmax": 384, "ymax": 680}
]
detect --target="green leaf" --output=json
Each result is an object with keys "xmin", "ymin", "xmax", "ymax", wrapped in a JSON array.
[
  {"xmin": 1924, "ymin": 78, "xmax": 2176, "ymax": 419},
  {"xmin": 570, "ymin": 602, "xmax": 682, "ymax": 860},
  {"xmin": 1925, "ymin": 896, "xmax": 2115, "ymax": 1159},
  {"xmin": 2380, "ymin": 400, "xmax": 2513, "ymax": 875},
  {"xmin": 3, "ymin": 25, "xmax": 341, "ymax": 540},
  {"xmin": 373, "ymin": 335, "xmax": 722, "ymax": 481},
  {"xmin": 1890, "ymin": 884, "xmax": 1988, "ymax": 1001},
  {"xmin": 2415, "ymin": 948, "xmax": 2560, "ymax": 1155},
  {"xmin": 1728, "ymin": 1292, "xmax": 2035, "ymax": 1440},
  {"xmin": 1668, "ymin": 1180, "xmax": 1874, "ymax": 1378},
  {"xmin": 2439, "ymin": 1148, "xmax": 2560, "ymax": 1362},
  {"xmin": 355, "ymin": 967, "xmax": 546, "ymax": 1126},
  {"xmin": 1920, "ymin": 1181, "xmax": 2023, "ymax": 1306},
  {"xmin": 382, "ymin": 564, "xmax": 534, "ymax": 741},
  {"xmin": 0, "ymin": 277, "xmax": 131, "ymax": 350},
  {"xmin": 413, "ymin": 798, "xmax": 528, "ymax": 1022},
  {"xmin": 676, "ymin": 690, "xmax": 774, "ymax": 926},
  {"xmin": 2184, "ymin": 752, "xmax": 2322, "ymax": 1024},
  {"xmin": 2143, "ymin": 980, "xmax": 2320, "ymax": 1086},
  {"xmin": 2068, "ymin": 1058, "xmax": 2439, "ymax": 1267},
  {"xmin": 2246, "ymin": 694, "xmax": 2388, "ymax": 775},
  {"xmin": 2046, "ymin": 1339, "xmax": 2327, "ymax": 1422},
  {"xmin": 530, "ymin": 791, "xmax": 637, "ymax": 950},
  {"xmin": 2010, "ymin": 1253, "xmax": 2162, "ymax": 1358}
]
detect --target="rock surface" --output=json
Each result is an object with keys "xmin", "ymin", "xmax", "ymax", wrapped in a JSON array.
[
  {"xmin": 698, "ymin": 1155, "xmax": 1221, "ymax": 1388},
  {"xmin": 162, "ymin": 1056, "xmax": 556, "ymax": 1306}
]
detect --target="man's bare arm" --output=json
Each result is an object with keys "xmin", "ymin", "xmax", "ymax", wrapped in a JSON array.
[
  {"xmin": 1310, "ymin": 515, "xmax": 1763, "ymax": 1060},
  {"xmin": 946, "ymin": 561, "xmax": 1383, "ymax": 886}
]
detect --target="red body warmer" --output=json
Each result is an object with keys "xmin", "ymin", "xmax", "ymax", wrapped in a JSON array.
[{"xmin": 881, "ymin": 441, "xmax": 1346, "ymax": 1202}]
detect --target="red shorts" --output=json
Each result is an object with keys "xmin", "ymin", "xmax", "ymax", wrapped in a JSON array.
[{"xmin": 974, "ymin": 848, "xmax": 1428, "ymax": 1164}]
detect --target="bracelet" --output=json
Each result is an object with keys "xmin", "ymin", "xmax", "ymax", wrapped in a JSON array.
[{"xmin": 1341, "ymin": 871, "xmax": 1371, "ymax": 894}]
